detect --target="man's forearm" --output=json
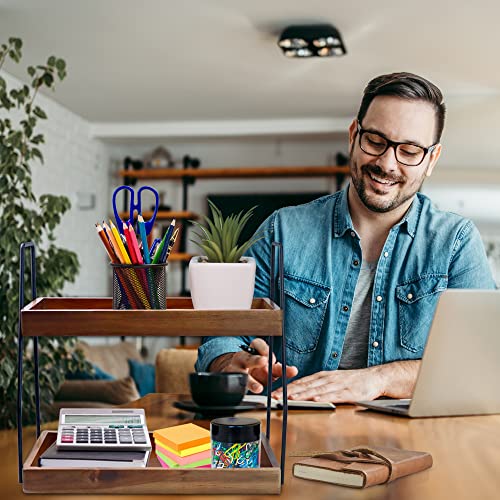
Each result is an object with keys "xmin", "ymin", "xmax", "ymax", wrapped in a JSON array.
[{"xmin": 374, "ymin": 360, "xmax": 421, "ymax": 399}]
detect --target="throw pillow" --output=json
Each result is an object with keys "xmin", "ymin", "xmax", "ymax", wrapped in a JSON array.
[
  {"xmin": 56, "ymin": 376, "xmax": 140, "ymax": 405},
  {"xmin": 66, "ymin": 362, "xmax": 115, "ymax": 381},
  {"xmin": 128, "ymin": 359, "xmax": 156, "ymax": 397}
]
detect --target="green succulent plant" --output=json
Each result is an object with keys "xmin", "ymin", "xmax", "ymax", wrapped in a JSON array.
[{"xmin": 189, "ymin": 200, "xmax": 262, "ymax": 263}]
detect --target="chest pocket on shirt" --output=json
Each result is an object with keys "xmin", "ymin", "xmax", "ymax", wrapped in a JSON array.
[
  {"xmin": 396, "ymin": 274, "xmax": 448, "ymax": 354},
  {"xmin": 282, "ymin": 274, "xmax": 331, "ymax": 353}
]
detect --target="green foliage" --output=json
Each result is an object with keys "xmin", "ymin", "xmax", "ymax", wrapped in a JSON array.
[
  {"xmin": 189, "ymin": 200, "xmax": 263, "ymax": 263},
  {"xmin": 0, "ymin": 37, "xmax": 89, "ymax": 429}
]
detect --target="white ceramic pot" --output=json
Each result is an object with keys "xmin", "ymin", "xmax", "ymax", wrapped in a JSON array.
[{"xmin": 188, "ymin": 256, "xmax": 256, "ymax": 310}]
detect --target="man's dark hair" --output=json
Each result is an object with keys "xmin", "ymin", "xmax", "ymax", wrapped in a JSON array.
[{"xmin": 357, "ymin": 72, "xmax": 446, "ymax": 143}]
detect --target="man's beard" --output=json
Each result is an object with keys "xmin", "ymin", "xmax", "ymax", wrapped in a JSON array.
[{"xmin": 350, "ymin": 159, "xmax": 427, "ymax": 213}]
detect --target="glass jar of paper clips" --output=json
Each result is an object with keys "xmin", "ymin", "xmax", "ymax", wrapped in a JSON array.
[{"xmin": 111, "ymin": 263, "xmax": 168, "ymax": 310}]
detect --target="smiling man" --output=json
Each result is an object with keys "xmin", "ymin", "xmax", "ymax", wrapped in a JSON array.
[{"xmin": 195, "ymin": 72, "xmax": 496, "ymax": 403}]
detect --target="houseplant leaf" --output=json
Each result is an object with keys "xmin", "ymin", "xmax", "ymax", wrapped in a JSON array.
[{"xmin": 0, "ymin": 37, "xmax": 90, "ymax": 429}]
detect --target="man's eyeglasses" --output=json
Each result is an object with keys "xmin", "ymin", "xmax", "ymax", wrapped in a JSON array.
[{"xmin": 357, "ymin": 123, "xmax": 438, "ymax": 167}]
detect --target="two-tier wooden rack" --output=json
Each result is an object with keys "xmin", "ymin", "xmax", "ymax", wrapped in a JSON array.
[{"xmin": 16, "ymin": 241, "xmax": 288, "ymax": 495}]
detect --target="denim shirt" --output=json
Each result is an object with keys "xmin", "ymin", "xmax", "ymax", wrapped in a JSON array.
[{"xmin": 196, "ymin": 186, "xmax": 495, "ymax": 380}]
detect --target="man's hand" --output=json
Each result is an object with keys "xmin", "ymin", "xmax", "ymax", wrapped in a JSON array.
[
  {"xmin": 209, "ymin": 338, "xmax": 298, "ymax": 394},
  {"xmin": 271, "ymin": 361, "xmax": 420, "ymax": 403}
]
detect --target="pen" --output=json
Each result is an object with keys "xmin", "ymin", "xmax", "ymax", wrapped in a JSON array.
[
  {"xmin": 158, "ymin": 218, "xmax": 176, "ymax": 264},
  {"xmin": 240, "ymin": 344, "xmax": 259, "ymax": 355},
  {"xmin": 165, "ymin": 227, "xmax": 179, "ymax": 261}
]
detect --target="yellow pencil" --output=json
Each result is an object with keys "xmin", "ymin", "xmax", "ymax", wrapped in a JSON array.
[
  {"xmin": 110, "ymin": 220, "xmax": 131, "ymax": 264},
  {"xmin": 103, "ymin": 221, "xmax": 126, "ymax": 264}
]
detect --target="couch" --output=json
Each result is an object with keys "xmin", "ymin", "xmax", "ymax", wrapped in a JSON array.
[
  {"xmin": 46, "ymin": 342, "xmax": 199, "ymax": 420},
  {"xmin": 46, "ymin": 341, "xmax": 143, "ymax": 419}
]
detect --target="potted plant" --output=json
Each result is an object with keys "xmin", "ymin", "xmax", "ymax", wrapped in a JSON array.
[
  {"xmin": 188, "ymin": 201, "xmax": 262, "ymax": 309},
  {"xmin": 0, "ymin": 37, "xmax": 90, "ymax": 428}
]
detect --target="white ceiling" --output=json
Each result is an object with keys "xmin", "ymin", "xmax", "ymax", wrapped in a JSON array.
[{"xmin": 1, "ymin": 0, "xmax": 500, "ymax": 124}]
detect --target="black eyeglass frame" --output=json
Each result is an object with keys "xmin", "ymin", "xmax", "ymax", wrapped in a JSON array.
[{"xmin": 356, "ymin": 122, "xmax": 439, "ymax": 167}]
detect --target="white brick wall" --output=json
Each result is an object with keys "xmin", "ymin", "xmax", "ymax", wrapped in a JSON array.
[{"xmin": 1, "ymin": 70, "xmax": 111, "ymax": 296}]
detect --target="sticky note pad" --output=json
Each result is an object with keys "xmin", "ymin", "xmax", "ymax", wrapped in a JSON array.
[
  {"xmin": 155, "ymin": 443, "xmax": 210, "ymax": 465},
  {"xmin": 156, "ymin": 449, "xmax": 211, "ymax": 469},
  {"xmin": 154, "ymin": 438, "xmax": 211, "ymax": 457},
  {"xmin": 153, "ymin": 423, "xmax": 210, "ymax": 452}
]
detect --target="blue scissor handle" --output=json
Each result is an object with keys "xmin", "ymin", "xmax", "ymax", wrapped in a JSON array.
[
  {"xmin": 137, "ymin": 185, "xmax": 159, "ymax": 235},
  {"xmin": 112, "ymin": 185, "xmax": 159, "ymax": 235}
]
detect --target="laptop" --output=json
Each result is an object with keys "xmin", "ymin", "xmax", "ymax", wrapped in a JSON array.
[{"xmin": 357, "ymin": 289, "xmax": 500, "ymax": 417}]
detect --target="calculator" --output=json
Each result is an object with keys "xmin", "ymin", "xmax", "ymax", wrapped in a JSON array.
[{"xmin": 57, "ymin": 408, "xmax": 151, "ymax": 451}]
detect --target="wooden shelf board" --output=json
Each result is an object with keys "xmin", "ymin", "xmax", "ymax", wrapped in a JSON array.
[
  {"xmin": 167, "ymin": 252, "xmax": 192, "ymax": 262},
  {"xmin": 21, "ymin": 297, "xmax": 282, "ymax": 337},
  {"xmin": 118, "ymin": 165, "xmax": 350, "ymax": 179},
  {"xmin": 23, "ymin": 431, "xmax": 280, "ymax": 495},
  {"xmin": 118, "ymin": 211, "xmax": 197, "ymax": 220}
]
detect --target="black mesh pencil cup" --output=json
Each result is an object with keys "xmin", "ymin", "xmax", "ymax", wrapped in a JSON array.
[{"xmin": 111, "ymin": 263, "xmax": 168, "ymax": 310}]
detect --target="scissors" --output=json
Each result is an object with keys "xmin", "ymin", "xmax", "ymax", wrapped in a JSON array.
[{"xmin": 112, "ymin": 185, "xmax": 159, "ymax": 235}]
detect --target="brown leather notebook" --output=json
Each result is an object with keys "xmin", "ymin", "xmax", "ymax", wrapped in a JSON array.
[{"xmin": 292, "ymin": 445, "xmax": 432, "ymax": 488}]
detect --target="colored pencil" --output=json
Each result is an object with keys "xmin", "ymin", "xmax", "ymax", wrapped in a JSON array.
[
  {"xmin": 95, "ymin": 223, "xmax": 119, "ymax": 263},
  {"xmin": 125, "ymin": 222, "xmax": 153, "ymax": 305},
  {"xmin": 101, "ymin": 222, "xmax": 141, "ymax": 308},
  {"xmin": 110, "ymin": 220, "xmax": 131, "ymax": 264},
  {"xmin": 123, "ymin": 223, "xmax": 139, "ymax": 264},
  {"xmin": 128, "ymin": 223, "xmax": 144, "ymax": 264},
  {"xmin": 110, "ymin": 221, "xmax": 152, "ymax": 308},
  {"xmin": 137, "ymin": 215, "xmax": 151, "ymax": 264},
  {"xmin": 103, "ymin": 221, "xmax": 126, "ymax": 264}
]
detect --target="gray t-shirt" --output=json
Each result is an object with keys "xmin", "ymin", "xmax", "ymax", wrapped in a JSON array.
[{"xmin": 338, "ymin": 261, "xmax": 377, "ymax": 370}]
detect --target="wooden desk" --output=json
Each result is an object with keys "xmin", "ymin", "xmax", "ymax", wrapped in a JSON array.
[{"xmin": 3, "ymin": 393, "xmax": 499, "ymax": 499}]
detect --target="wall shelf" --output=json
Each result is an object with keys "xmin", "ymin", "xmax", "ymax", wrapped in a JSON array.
[
  {"xmin": 118, "ymin": 165, "xmax": 350, "ymax": 179},
  {"xmin": 118, "ymin": 210, "xmax": 198, "ymax": 220}
]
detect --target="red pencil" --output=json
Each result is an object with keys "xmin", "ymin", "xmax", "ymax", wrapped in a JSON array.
[
  {"xmin": 123, "ymin": 223, "xmax": 139, "ymax": 264},
  {"xmin": 128, "ymin": 223, "xmax": 144, "ymax": 264}
]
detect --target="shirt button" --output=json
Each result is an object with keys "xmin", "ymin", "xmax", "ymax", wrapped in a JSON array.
[
  {"xmin": 353, "ymin": 260, "xmax": 359, "ymax": 266},
  {"xmin": 350, "ymin": 231, "xmax": 356, "ymax": 238},
  {"xmin": 407, "ymin": 293, "xmax": 413, "ymax": 300},
  {"xmin": 343, "ymin": 305, "xmax": 349, "ymax": 312},
  {"xmin": 376, "ymin": 296, "xmax": 383, "ymax": 302},
  {"xmin": 309, "ymin": 298, "xmax": 316, "ymax": 304},
  {"xmin": 384, "ymin": 252, "xmax": 389, "ymax": 257},
  {"xmin": 332, "ymin": 352, "xmax": 338, "ymax": 358},
  {"xmin": 372, "ymin": 341, "xmax": 379, "ymax": 348}
]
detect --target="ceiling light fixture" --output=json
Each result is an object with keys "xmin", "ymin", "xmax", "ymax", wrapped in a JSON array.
[{"xmin": 278, "ymin": 24, "xmax": 347, "ymax": 58}]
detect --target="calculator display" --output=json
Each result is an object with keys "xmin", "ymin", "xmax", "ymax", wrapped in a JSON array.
[{"xmin": 65, "ymin": 415, "xmax": 142, "ymax": 424}]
